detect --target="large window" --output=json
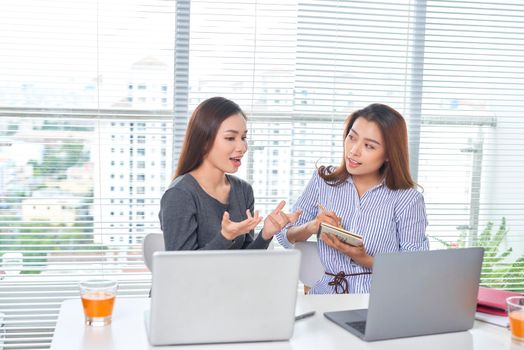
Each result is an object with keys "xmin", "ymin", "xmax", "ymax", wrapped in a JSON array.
[
  {"xmin": 0, "ymin": 0, "xmax": 176, "ymax": 348},
  {"xmin": 1, "ymin": 0, "xmax": 523, "ymax": 348}
]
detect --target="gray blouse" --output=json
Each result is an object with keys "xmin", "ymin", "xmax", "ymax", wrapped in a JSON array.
[{"xmin": 159, "ymin": 174, "xmax": 270, "ymax": 250}]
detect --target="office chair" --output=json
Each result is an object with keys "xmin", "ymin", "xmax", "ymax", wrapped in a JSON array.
[
  {"xmin": 294, "ymin": 241, "xmax": 324, "ymax": 294},
  {"xmin": 142, "ymin": 233, "xmax": 165, "ymax": 272}
]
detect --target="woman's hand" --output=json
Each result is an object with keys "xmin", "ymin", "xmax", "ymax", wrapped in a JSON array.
[
  {"xmin": 320, "ymin": 233, "xmax": 374, "ymax": 269},
  {"xmin": 221, "ymin": 209, "xmax": 262, "ymax": 241},
  {"xmin": 305, "ymin": 208, "xmax": 342, "ymax": 235},
  {"xmin": 261, "ymin": 200, "xmax": 302, "ymax": 240},
  {"xmin": 286, "ymin": 206, "xmax": 341, "ymax": 244}
]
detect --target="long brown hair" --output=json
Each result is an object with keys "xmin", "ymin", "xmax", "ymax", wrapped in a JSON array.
[
  {"xmin": 318, "ymin": 103, "xmax": 415, "ymax": 190},
  {"xmin": 175, "ymin": 97, "xmax": 246, "ymax": 178}
]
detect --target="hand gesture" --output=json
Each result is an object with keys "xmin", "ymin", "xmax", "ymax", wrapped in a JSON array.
[
  {"xmin": 261, "ymin": 200, "xmax": 302, "ymax": 240},
  {"xmin": 221, "ymin": 209, "xmax": 262, "ymax": 241}
]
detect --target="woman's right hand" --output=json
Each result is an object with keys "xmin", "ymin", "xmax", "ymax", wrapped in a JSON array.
[
  {"xmin": 220, "ymin": 210, "xmax": 262, "ymax": 241},
  {"xmin": 286, "ymin": 207, "xmax": 342, "ymax": 244},
  {"xmin": 306, "ymin": 208, "xmax": 342, "ymax": 235}
]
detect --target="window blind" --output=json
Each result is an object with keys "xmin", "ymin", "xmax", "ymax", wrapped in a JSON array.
[
  {"xmin": 419, "ymin": 0, "xmax": 524, "ymax": 290},
  {"xmin": 188, "ymin": 0, "xmax": 524, "ymax": 293},
  {"xmin": 1, "ymin": 0, "xmax": 524, "ymax": 349},
  {"xmin": 0, "ymin": 0, "xmax": 176, "ymax": 349}
]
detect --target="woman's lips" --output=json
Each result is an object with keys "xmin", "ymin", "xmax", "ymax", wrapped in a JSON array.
[
  {"xmin": 346, "ymin": 157, "xmax": 361, "ymax": 168},
  {"xmin": 230, "ymin": 157, "xmax": 242, "ymax": 167}
]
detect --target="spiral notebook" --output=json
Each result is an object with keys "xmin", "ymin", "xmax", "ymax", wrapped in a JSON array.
[{"xmin": 319, "ymin": 222, "xmax": 363, "ymax": 246}]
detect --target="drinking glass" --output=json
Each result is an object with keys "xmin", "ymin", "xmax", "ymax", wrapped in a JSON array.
[
  {"xmin": 507, "ymin": 296, "xmax": 524, "ymax": 344},
  {"xmin": 79, "ymin": 280, "xmax": 118, "ymax": 326}
]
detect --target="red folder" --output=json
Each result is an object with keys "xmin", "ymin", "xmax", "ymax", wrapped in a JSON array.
[{"xmin": 477, "ymin": 287, "xmax": 523, "ymax": 316}]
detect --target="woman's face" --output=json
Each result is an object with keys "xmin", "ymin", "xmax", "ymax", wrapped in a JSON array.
[
  {"xmin": 203, "ymin": 113, "xmax": 248, "ymax": 174},
  {"xmin": 344, "ymin": 117, "xmax": 387, "ymax": 181}
]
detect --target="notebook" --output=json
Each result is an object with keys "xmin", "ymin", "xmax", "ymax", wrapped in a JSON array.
[
  {"xmin": 144, "ymin": 249, "xmax": 301, "ymax": 346},
  {"xmin": 477, "ymin": 286, "xmax": 523, "ymax": 316},
  {"xmin": 319, "ymin": 222, "xmax": 363, "ymax": 246},
  {"xmin": 324, "ymin": 248, "xmax": 484, "ymax": 341}
]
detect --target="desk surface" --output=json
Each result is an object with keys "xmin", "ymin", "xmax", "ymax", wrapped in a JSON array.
[{"xmin": 51, "ymin": 294, "xmax": 518, "ymax": 350}]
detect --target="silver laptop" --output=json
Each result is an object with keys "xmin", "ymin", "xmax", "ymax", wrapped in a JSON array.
[
  {"xmin": 324, "ymin": 247, "xmax": 484, "ymax": 341},
  {"xmin": 145, "ymin": 249, "xmax": 301, "ymax": 346}
]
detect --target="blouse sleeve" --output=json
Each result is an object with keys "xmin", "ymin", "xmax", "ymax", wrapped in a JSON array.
[{"xmin": 395, "ymin": 191, "xmax": 429, "ymax": 252}]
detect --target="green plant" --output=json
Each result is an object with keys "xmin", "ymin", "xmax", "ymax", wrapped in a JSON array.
[{"xmin": 433, "ymin": 217, "xmax": 524, "ymax": 292}]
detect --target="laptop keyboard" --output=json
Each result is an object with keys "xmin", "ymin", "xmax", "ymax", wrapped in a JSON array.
[{"xmin": 346, "ymin": 321, "xmax": 367, "ymax": 334}]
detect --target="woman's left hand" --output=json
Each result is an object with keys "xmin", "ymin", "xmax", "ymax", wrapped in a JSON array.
[
  {"xmin": 320, "ymin": 233, "xmax": 374, "ymax": 269},
  {"xmin": 261, "ymin": 200, "xmax": 302, "ymax": 240}
]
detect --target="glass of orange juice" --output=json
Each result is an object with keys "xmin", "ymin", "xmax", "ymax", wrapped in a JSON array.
[
  {"xmin": 507, "ymin": 296, "xmax": 524, "ymax": 344},
  {"xmin": 79, "ymin": 279, "xmax": 118, "ymax": 327}
]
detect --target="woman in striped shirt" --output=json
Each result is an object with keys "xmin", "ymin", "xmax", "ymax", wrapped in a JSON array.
[{"xmin": 276, "ymin": 103, "xmax": 429, "ymax": 294}]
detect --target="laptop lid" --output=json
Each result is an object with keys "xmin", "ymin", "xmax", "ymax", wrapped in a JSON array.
[
  {"xmin": 325, "ymin": 247, "xmax": 484, "ymax": 341},
  {"xmin": 147, "ymin": 249, "xmax": 301, "ymax": 346}
]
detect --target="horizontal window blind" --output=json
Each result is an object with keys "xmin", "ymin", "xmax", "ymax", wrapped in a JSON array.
[
  {"xmin": 419, "ymin": 0, "xmax": 524, "ymax": 291},
  {"xmin": 189, "ymin": 0, "xmax": 524, "ymax": 294},
  {"xmin": 2, "ymin": 0, "xmax": 524, "ymax": 349},
  {"xmin": 0, "ymin": 0, "xmax": 176, "ymax": 348}
]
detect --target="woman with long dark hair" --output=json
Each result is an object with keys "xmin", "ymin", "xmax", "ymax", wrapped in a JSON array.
[
  {"xmin": 276, "ymin": 103, "xmax": 429, "ymax": 294},
  {"xmin": 160, "ymin": 97, "xmax": 300, "ymax": 250}
]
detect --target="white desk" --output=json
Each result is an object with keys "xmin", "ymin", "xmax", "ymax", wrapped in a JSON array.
[{"xmin": 51, "ymin": 294, "xmax": 518, "ymax": 350}]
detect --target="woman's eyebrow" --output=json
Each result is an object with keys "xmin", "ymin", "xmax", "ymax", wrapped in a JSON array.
[
  {"xmin": 350, "ymin": 128, "xmax": 381, "ymax": 145},
  {"xmin": 223, "ymin": 129, "xmax": 248, "ymax": 135},
  {"xmin": 364, "ymin": 137, "xmax": 381, "ymax": 145}
]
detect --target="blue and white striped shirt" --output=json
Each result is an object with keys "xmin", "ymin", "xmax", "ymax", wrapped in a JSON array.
[{"xmin": 276, "ymin": 171, "xmax": 429, "ymax": 294}]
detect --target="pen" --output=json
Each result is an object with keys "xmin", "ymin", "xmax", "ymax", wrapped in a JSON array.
[
  {"xmin": 318, "ymin": 203, "xmax": 342, "ymax": 228},
  {"xmin": 295, "ymin": 311, "xmax": 316, "ymax": 321}
]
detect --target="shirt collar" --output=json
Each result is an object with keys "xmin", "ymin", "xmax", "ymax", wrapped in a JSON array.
[{"xmin": 347, "ymin": 175, "xmax": 386, "ymax": 192}]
